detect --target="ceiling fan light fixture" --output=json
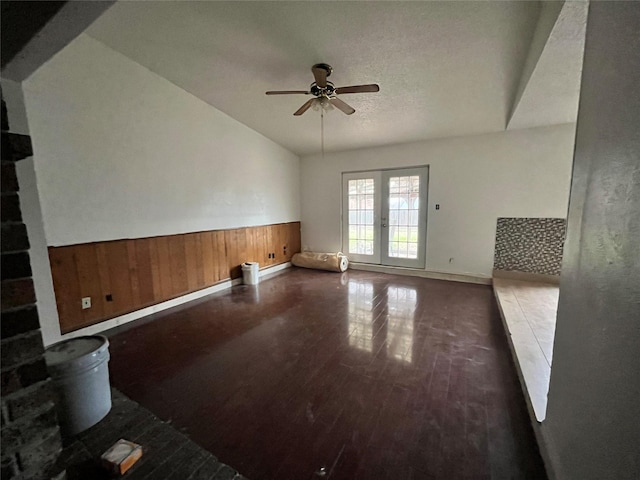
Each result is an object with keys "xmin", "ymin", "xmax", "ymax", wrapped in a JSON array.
[{"xmin": 312, "ymin": 96, "xmax": 334, "ymax": 112}]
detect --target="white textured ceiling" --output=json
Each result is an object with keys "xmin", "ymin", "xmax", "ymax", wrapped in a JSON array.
[{"xmin": 85, "ymin": 1, "xmax": 585, "ymax": 156}]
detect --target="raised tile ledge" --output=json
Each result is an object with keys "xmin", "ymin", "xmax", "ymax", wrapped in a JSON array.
[{"xmin": 493, "ymin": 277, "xmax": 559, "ymax": 423}]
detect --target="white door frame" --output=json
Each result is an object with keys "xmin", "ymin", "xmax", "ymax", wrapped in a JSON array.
[
  {"xmin": 342, "ymin": 166, "xmax": 429, "ymax": 268},
  {"xmin": 380, "ymin": 166, "xmax": 429, "ymax": 268}
]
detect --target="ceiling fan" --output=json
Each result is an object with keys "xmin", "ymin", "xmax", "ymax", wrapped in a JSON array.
[{"xmin": 266, "ymin": 63, "xmax": 380, "ymax": 116}]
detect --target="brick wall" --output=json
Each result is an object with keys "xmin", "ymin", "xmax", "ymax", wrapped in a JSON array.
[{"xmin": 1, "ymin": 91, "xmax": 64, "ymax": 479}]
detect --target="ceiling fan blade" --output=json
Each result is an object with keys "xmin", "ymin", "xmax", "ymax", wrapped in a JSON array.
[
  {"xmin": 294, "ymin": 98, "xmax": 315, "ymax": 116},
  {"xmin": 335, "ymin": 84, "xmax": 380, "ymax": 95},
  {"xmin": 312, "ymin": 64, "xmax": 329, "ymax": 88},
  {"xmin": 330, "ymin": 97, "xmax": 355, "ymax": 115},
  {"xmin": 266, "ymin": 90, "xmax": 310, "ymax": 95}
]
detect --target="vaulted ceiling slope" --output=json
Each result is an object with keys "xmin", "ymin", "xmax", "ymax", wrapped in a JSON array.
[
  {"xmin": 11, "ymin": 1, "xmax": 585, "ymax": 156},
  {"xmin": 508, "ymin": 1, "xmax": 587, "ymax": 130},
  {"xmin": 1, "ymin": 0, "xmax": 115, "ymax": 81}
]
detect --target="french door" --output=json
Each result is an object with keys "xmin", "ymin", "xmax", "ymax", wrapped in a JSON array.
[{"xmin": 342, "ymin": 166, "xmax": 428, "ymax": 268}]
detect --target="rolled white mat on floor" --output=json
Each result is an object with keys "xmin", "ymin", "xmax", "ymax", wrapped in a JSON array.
[{"xmin": 292, "ymin": 252, "xmax": 349, "ymax": 272}]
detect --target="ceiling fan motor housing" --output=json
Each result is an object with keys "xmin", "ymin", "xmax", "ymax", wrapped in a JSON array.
[
  {"xmin": 313, "ymin": 63, "xmax": 333, "ymax": 76},
  {"xmin": 310, "ymin": 81, "xmax": 336, "ymax": 97}
]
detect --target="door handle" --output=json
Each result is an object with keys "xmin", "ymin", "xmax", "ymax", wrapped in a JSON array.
[{"xmin": 382, "ymin": 223, "xmax": 387, "ymax": 228}]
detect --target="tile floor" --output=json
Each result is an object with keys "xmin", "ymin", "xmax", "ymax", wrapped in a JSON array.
[
  {"xmin": 106, "ymin": 269, "xmax": 546, "ymax": 479},
  {"xmin": 492, "ymin": 278, "xmax": 559, "ymax": 421}
]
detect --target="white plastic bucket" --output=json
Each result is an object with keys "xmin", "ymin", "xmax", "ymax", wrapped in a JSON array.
[
  {"xmin": 44, "ymin": 335, "xmax": 111, "ymax": 437},
  {"xmin": 242, "ymin": 262, "xmax": 260, "ymax": 285}
]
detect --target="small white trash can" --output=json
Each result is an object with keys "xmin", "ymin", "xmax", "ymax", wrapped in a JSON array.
[
  {"xmin": 242, "ymin": 262, "xmax": 260, "ymax": 285},
  {"xmin": 44, "ymin": 335, "xmax": 111, "ymax": 437}
]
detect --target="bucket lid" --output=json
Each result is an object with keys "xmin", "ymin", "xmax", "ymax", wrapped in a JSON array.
[{"xmin": 45, "ymin": 335, "xmax": 109, "ymax": 370}]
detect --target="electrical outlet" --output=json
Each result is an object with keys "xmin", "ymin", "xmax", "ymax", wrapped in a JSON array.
[
  {"xmin": 82, "ymin": 297, "xmax": 91, "ymax": 309},
  {"xmin": 449, "ymin": 257, "xmax": 454, "ymax": 263},
  {"xmin": 435, "ymin": 204, "xmax": 440, "ymax": 210}
]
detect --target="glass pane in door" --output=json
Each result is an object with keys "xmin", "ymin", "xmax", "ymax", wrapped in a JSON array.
[
  {"xmin": 347, "ymin": 178, "xmax": 375, "ymax": 256},
  {"xmin": 387, "ymin": 175, "xmax": 420, "ymax": 259}
]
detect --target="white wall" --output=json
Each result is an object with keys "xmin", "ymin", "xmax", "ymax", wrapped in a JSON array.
[
  {"xmin": 541, "ymin": 3, "xmax": 640, "ymax": 479},
  {"xmin": 23, "ymin": 34, "xmax": 300, "ymax": 246},
  {"xmin": 300, "ymin": 124, "xmax": 575, "ymax": 278},
  {"xmin": 15, "ymin": 158, "xmax": 62, "ymax": 346},
  {"xmin": 18, "ymin": 34, "xmax": 300, "ymax": 345}
]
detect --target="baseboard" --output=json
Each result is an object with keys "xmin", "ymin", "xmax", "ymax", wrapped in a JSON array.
[
  {"xmin": 349, "ymin": 263, "xmax": 492, "ymax": 285},
  {"xmin": 259, "ymin": 261, "xmax": 291, "ymax": 279},
  {"xmin": 493, "ymin": 269, "xmax": 560, "ymax": 285},
  {"xmin": 45, "ymin": 262, "xmax": 292, "ymax": 346}
]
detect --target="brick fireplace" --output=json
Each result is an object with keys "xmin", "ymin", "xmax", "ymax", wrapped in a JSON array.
[{"xmin": 1, "ymin": 90, "xmax": 64, "ymax": 480}]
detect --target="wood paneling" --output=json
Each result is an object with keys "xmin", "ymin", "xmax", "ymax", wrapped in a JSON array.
[
  {"xmin": 95, "ymin": 243, "xmax": 114, "ymax": 318},
  {"xmin": 49, "ymin": 222, "xmax": 301, "ymax": 333},
  {"xmin": 184, "ymin": 233, "xmax": 198, "ymax": 292},
  {"xmin": 168, "ymin": 236, "xmax": 188, "ymax": 296},
  {"xmin": 148, "ymin": 238, "xmax": 162, "ymax": 302},
  {"xmin": 225, "ymin": 228, "xmax": 246, "ymax": 280},
  {"xmin": 74, "ymin": 243, "xmax": 104, "ymax": 324},
  {"xmin": 201, "ymin": 231, "xmax": 215, "ymax": 286},
  {"xmin": 155, "ymin": 236, "xmax": 173, "ymax": 301},
  {"xmin": 214, "ymin": 231, "xmax": 227, "ymax": 283},
  {"xmin": 126, "ymin": 240, "xmax": 141, "ymax": 306},
  {"xmin": 103, "ymin": 240, "xmax": 134, "ymax": 315},
  {"xmin": 134, "ymin": 239, "xmax": 155, "ymax": 306},
  {"xmin": 49, "ymin": 246, "xmax": 83, "ymax": 332}
]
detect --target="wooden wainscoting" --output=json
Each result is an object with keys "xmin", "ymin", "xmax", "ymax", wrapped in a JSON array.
[{"xmin": 49, "ymin": 222, "xmax": 301, "ymax": 333}]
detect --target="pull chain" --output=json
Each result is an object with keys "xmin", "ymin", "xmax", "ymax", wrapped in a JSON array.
[{"xmin": 321, "ymin": 109, "xmax": 325, "ymax": 160}]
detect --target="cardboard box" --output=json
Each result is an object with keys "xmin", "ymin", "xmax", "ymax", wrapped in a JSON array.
[{"xmin": 101, "ymin": 439, "xmax": 143, "ymax": 475}]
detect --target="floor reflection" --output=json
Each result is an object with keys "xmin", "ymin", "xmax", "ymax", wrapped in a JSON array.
[
  {"xmin": 347, "ymin": 280, "xmax": 374, "ymax": 352},
  {"xmin": 385, "ymin": 286, "xmax": 416, "ymax": 363},
  {"xmin": 347, "ymin": 279, "xmax": 416, "ymax": 362}
]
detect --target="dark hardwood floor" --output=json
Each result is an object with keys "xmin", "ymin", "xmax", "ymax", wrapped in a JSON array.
[{"xmin": 107, "ymin": 268, "xmax": 546, "ymax": 480}]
